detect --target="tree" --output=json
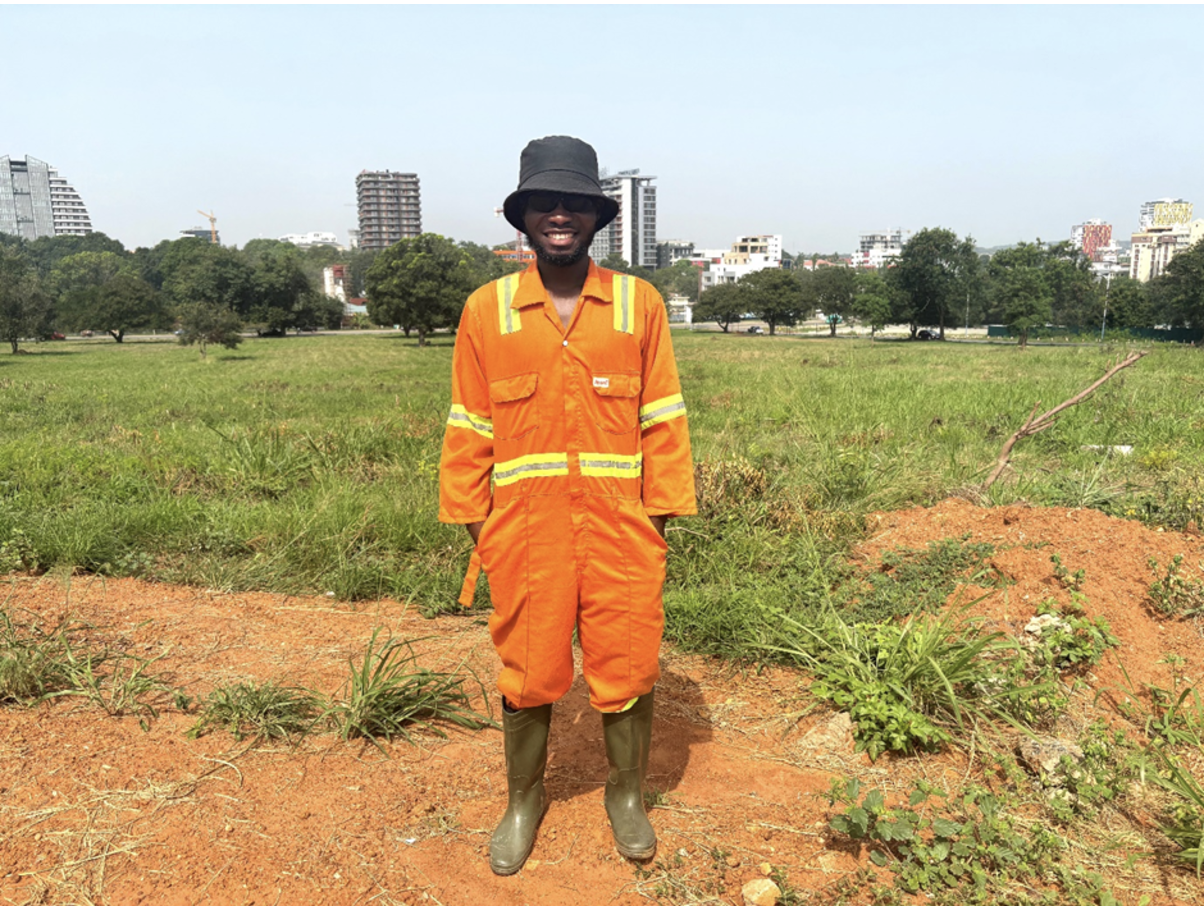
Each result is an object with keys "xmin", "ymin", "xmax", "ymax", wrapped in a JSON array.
[
  {"xmin": 741, "ymin": 268, "xmax": 801, "ymax": 336},
  {"xmin": 175, "ymin": 302, "xmax": 243, "ymax": 357},
  {"xmin": 693, "ymin": 282, "xmax": 745, "ymax": 332},
  {"xmin": 892, "ymin": 228, "xmax": 979, "ymax": 338},
  {"xmin": 242, "ymin": 240, "xmax": 317, "ymax": 335},
  {"xmin": 91, "ymin": 274, "xmax": 167, "ymax": 342},
  {"xmin": 1151, "ymin": 238, "xmax": 1204, "ymax": 329},
  {"xmin": 365, "ymin": 234, "xmax": 481, "ymax": 347},
  {"xmin": 160, "ymin": 240, "xmax": 254, "ymax": 313},
  {"xmin": 997, "ymin": 266, "xmax": 1051, "ymax": 349},
  {"xmin": 800, "ymin": 266, "xmax": 857, "ymax": 337},
  {"xmin": 458, "ymin": 240, "xmax": 523, "ymax": 283},
  {"xmin": 650, "ymin": 259, "xmax": 704, "ymax": 304},
  {"xmin": 852, "ymin": 271, "xmax": 892, "ymax": 339},
  {"xmin": 23, "ymin": 232, "xmax": 127, "ymax": 282},
  {"xmin": 1101, "ymin": 276, "xmax": 1152, "ymax": 331},
  {"xmin": 598, "ymin": 253, "xmax": 655, "ymax": 281},
  {"xmin": 0, "ymin": 249, "xmax": 54, "ymax": 353}
]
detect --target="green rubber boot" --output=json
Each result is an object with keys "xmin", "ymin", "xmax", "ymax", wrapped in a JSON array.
[
  {"xmin": 601, "ymin": 690, "xmax": 657, "ymax": 861},
  {"xmin": 489, "ymin": 701, "xmax": 552, "ymax": 876}
]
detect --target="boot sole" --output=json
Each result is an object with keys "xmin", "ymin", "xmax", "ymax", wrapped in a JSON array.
[{"xmin": 615, "ymin": 838, "xmax": 657, "ymax": 862}]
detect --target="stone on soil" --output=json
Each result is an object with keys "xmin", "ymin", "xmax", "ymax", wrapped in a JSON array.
[{"xmin": 742, "ymin": 878, "xmax": 781, "ymax": 906}]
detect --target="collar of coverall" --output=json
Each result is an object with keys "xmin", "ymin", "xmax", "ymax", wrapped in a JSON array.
[{"xmin": 509, "ymin": 260, "xmax": 614, "ymax": 309}]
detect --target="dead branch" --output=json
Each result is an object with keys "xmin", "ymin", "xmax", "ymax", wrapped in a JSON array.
[{"xmin": 981, "ymin": 350, "xmax": 1148, "ymax": 492}]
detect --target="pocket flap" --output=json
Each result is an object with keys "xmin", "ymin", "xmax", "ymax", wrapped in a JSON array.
[
  {"xmin": 490, "ymin": 372, "xmax": 538, "ymax": 404},
  {"xmin": 591, "ymin": 373, "xmax": 640, "ymax": 398}
]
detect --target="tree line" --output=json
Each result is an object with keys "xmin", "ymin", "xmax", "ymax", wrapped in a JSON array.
[{"xmin": 690, "ymin": 227, "xmax": 1204, "ymax": 346}]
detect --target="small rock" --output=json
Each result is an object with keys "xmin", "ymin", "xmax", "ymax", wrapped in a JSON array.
[
  {"xmin": 800, "ymin": 712, "xmax": 855, "ymax": 753},
  {"xmin": 759, "ymin": 862, "xmax": 774, "ymax": 876},
  {"xmin": 725, "ymin": 854, "xmax": 740, "ymax": 868},
  {"xmin": 1019, "ymin": 737, "xmax": 1084, "ymax": 786},
  {"xmin": 742, "ymin": 878, "xmax": 781, "ymax": 906}
]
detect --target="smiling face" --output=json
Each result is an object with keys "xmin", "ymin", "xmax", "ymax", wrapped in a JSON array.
[{"xmin": 522, "ymin": 193, "xmax": 599, "ymax": 268}]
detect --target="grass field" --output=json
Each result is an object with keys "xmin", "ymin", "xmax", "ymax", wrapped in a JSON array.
[{"xmin": 0, "ymin": 331, "xmax": 1199, "ymax": 618}]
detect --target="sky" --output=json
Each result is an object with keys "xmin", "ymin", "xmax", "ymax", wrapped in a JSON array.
[{"xmin": 5, "ymin": 5, "xmax": 1203, "ymax": 254}]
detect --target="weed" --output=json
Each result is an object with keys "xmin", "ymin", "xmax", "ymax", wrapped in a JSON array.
[
  {"xmin": 323, "ymin": 629, "xmax": 494, "ymax": 751},
  {"xmin": 1028, "ymin": 596, "xmax": 1119, "ymax": 672},
  {"xmin": 1140, "ymin": 745, "xmax": 1204, "ymax": 875},
  {"xmin": 632, "ymin": 844, "xmax": 730, "ymax": 903},
  {"xmin": 188, "ymin": 680, "xmax": 322, "ymax": 741},
  {"xmin": 826, "ymin": 778, "xmax": 1130, "ymax": 904},
  {"xmin": 1051, "ymin": 553, "xmax": 1086, "ymax": 591},
  {"xmin": 1045, "ymin": 721, "xmax": 1134, "ymax": 823},
  {"xmin": 766, "ymin": 603, "xmax": 1022, "ymax": 759},
  {"xmin": 1148, "ymin": 555, "xmax": 1204, "ymax": 618}
]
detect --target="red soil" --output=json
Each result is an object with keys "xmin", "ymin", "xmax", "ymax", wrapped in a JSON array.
[{"xmin": 2, "ymin": 500, "xmax": 1203, "ymax": 905}]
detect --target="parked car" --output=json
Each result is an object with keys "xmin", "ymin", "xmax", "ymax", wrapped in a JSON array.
[
  {"xmin": 49, "ymin": 332, "xmax": 66, "ymax": 340},
  {"xmin": 746, "ymin": 325, "xmax": 764, "ymax": 334},
  {"xmin": 916, "ymin": 329, "xmax": 939, "ymax": 340}
]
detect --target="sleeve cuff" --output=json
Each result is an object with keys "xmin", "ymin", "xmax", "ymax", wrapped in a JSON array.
[{"xmin": 643, "ymin": 506, "xmax": 698, "ymax": 518}]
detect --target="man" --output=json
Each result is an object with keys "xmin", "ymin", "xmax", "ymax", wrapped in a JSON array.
[{"xmin": 438, "ymin": 135, "xmax": 696, "ymax": 875}]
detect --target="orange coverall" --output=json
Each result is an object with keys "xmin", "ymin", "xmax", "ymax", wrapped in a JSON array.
[{"xmin": 439, "ymin": 261, "xmax": 696, "ymax": 712}]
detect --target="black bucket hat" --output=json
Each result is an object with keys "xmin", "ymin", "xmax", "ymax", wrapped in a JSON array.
[{"xmin": 502, "ymin": 135, "xmax": 619, "ymax": 233}]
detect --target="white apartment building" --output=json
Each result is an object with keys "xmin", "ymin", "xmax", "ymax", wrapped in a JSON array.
[
  {"xmin": 589, "ymin": 169, "xmax": 657, "ymax": 269},
  {"xmin": 279, "ymin": 231, "xmax": 341, "ymax": 248},
  {"xmin": 853, "ymin": 229, "xmax": 906, "ymax": 269},
  {"xmin": 0, "ymin": 155, "xmax": 92, "ymax": 239},
  {"xmin": 692, "ymin": 235, "xmax": 783, "ymax": 289}
]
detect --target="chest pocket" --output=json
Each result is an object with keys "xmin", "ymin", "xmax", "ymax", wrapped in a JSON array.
[
  {"xmin": 591, "ymin": 372, "xmax": 641, "ymax": 435},
  {"xmin": 490, "ymin": 373, "xmax": 539, "ymax": 440}
]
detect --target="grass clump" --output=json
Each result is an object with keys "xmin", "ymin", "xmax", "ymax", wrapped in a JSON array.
[
  {"xmin": 324, "ymin": 629, "xmax": 494, "ymax": 751},
  {"xmin": 767, "ymin": 604, "xmax": 1020, "ymax": 759},
  {"xmin": 1148, "ymin": 555, "xmax": 1204, "ymax": 618},
  {"xmin": 188, "ymin": 680, "xmax": 321, "ymax": 741}
]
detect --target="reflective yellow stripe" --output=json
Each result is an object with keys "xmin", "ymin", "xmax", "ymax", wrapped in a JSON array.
[
  {"xmin": 494, "ymin": 452, "xmax": 569, "ymax": 487},
  {"xmin": 638, "ymin": 393, "xmax": 686, "ymax": 430},
  {"xmin": 497, "ymin": 274, "xmax": 521, "ymax": 335},
  {"xmin": 447, "ymin": 404, "xmax": 493, "ymax": 439},
  {"xmin": 579, "ymin": 451, "xmax": 642, "ymax": 479},
  {"xmin": 617, "ymin": 696, "xmax": 639, "ymax": 713},
  {"xmin": 613, "ymin": 274, "xmax": 635, "ymax": 334}
]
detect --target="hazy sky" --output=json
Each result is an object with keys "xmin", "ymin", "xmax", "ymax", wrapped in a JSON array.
[{"xmin": 6, "ymin": 5, "xmax": 1202, "ymax": 254}]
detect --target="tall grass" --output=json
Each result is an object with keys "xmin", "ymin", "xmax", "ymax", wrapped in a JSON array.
[{"xmin": 0, "ymin": 334, "xmax": 1199, "ymax": 619}]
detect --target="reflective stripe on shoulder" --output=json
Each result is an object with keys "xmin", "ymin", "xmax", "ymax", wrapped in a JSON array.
[
  {"xmin": 494, "ymin": 452, "xmax": 569, "ymax": 486},
  {"xmin": 447, "ymin": 404, "xmax": 493, "ymax": 439},
  {"xmin": 579, "ymin": 451, "xmax": 642, "ymax": 479},
  {"xmin": 612, "ymin": 274, "xmax": 635, "ymax": 335},
  {"xmin": 496, "ymin": 274, "xmax": 521, "ymax": 335},
  {"xmin": 639, "ymin": 393, "xmax": 686, "ymax": 430}
]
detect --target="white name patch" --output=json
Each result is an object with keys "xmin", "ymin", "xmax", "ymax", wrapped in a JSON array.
[{"xmin": 593, "ymin": 376, "xmax": 610, "ymax": 389}]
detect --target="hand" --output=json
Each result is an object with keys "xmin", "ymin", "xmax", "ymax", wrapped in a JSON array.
[
  {"xmin": 466, "ymin": 521, "xmax": 485, "ymax": 546},
  {"xmin": 648, "ymin": 514, "xmax": 667, "ymax": 540}
]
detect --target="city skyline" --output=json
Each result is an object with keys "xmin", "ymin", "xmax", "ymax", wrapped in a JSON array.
[{"xmin": 4, "ymin": 6, "xmax": 1202, "ymax": 254}]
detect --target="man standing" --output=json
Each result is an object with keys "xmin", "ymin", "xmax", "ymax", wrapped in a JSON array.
[{"xmin": 439, "ymin": 136, "xmax": 696, "ymax": 874}]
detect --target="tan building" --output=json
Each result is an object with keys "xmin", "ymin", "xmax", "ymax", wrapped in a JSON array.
[{"xmin": 1130, "ymin": 218, "xmax": 1204, "ymax": 282}]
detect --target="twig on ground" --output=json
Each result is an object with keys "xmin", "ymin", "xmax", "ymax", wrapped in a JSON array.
[{"xmin": 982, "ymin": 351, "xmax": 1148, "ymax": 492}]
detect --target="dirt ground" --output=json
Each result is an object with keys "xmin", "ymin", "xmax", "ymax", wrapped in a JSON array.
[{"xmin": 3, "ymin": 500, "xmax": 1204, "ymax": 906}]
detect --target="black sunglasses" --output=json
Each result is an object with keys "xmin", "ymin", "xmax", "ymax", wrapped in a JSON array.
[{"xmin": 524, "ymin": 192, "xmax": 598, "ymax": 215}]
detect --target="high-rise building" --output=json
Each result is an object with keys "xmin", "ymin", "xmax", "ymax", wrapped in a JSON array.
[
  {"xmin": 355, "ymin": 171, "xmax": 421, "ymax": 251},
  {"xmin": 589, "ymin": 169, "xmax": 657, "ymax": 269},
  {"xmin": 1139, "ymin": 198, "xmax": 1192, "ymax": 230},
  {"xmin": 0, "ymin": 155, "xmax": 93, "ymax": 240},
  {"xmin": 854, "ymin": 230, "xmax": 906, "ymax": 269},
  {"xmin": 657, "ymin": 240, "xmax": 694, "ymax": 269},
  {"xmin": 1071, "ymin": 220, "xmax": 1112, "ymax": 261}
]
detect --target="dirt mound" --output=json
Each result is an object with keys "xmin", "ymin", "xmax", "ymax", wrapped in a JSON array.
[{"xmin": 2, "ymin": 502, "xmax": 1202, "ymax": 905}]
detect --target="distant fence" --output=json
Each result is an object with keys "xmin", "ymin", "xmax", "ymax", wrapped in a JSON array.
[{"xmin": 985, "ymin": 325, "xmax": 1202, "ymax": 344}]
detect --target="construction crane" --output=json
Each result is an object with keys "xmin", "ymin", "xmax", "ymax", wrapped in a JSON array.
[
  {"xmin": 493, "ymin": 207, "xmax": 524, "ymax": 261},
  {"xmin": 197, "ymin": 210, "xmax": 218, "ymax": 244}
]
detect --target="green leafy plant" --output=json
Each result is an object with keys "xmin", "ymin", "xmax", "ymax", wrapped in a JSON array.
[
  {"xmin": 1140, "ymin": 745, "xmax": 1204, "ymax": 875},
  {"xmin": 323, "ymin": 629, "xmax": 494, "ymax": 752},
  {"xmin": 1030, "ymin": 596, "xmax": 1119, "ymax": 672},
  {"xmin": 1050, "ymin": 553, "xmax": 1086, "ymax": 591},
  {"xmin": 766, "ymin": 603, "xmax": 1023, "ymax": 759},
  {"xmin": 1148, "ymin": 555, "xmax": 1204, "ymax": 618},
  {"xmin": 188, "ymin": 680, "xmax": 322, "ymax": 741}
]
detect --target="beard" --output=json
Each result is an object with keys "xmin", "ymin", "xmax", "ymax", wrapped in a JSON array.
[{"xmin": 530, "ymin": 231, "xmax": 595, "ymax": 268}]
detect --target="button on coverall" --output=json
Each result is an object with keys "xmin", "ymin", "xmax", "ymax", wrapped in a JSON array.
[{"xmin": 439, "ymin": 261, "xmax": 697, "ymax": 712}]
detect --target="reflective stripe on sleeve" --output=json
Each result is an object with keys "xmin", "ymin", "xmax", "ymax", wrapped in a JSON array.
[
  {"xmin": 638, "ymin": 393, "xmax": 686, "ymax": 430},
  {"xmin": 613, "ymin": 274, "xmax": 635, "ymax": 335},
  {"xmin": 493, "ymin": 452, "xmax": 569, "ymax": 486},
  {"xmin": 497, "ymin": 274, "xmax": 521, "ymax": 335},
  {"xmin": 579, "ymin": 451, "xmax": 642, "ymax": 479},
  {"xmin": 447, "ymin": 404, "xmax": 493, "ymax": 439}
]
